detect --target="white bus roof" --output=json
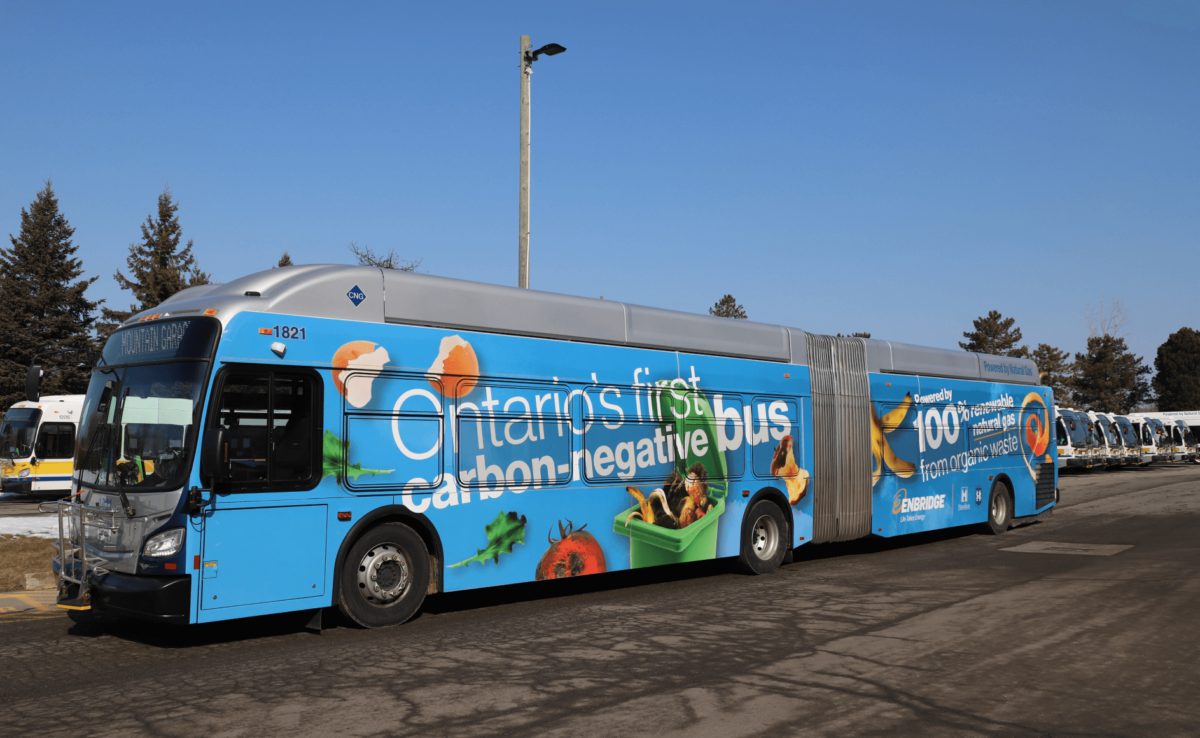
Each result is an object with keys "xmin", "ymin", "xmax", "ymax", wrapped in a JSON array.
[{"xmin": 126, "ymin": 264, "xmax": 1041, "ymax": 386}]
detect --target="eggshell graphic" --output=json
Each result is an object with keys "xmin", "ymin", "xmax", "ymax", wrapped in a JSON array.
[
  {"xmin": 427, "ymin": 335, "xmax": 479, "ymax": 398},
  {"xmin": 333, "ymin": 341, "xmax": 390, "ymax": 408}
]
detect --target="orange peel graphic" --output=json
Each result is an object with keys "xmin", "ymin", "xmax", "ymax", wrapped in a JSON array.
[
  {"xmin": 769, "ymin": 435, "xmax": 809, "ymax": 504},
  {"xmin": 1019, "ymin": 392, "xmax": 1050, "ymax": 482},
  {"xmin": 332, "ymin": 341, "xmax": 390, "ymax": 409},
  {"xmin": 427, "ymin": 335, "xmax": 479, "ymax": 398},
  {"xmin": 871, "ymin": 394, "xmax": 917, "ymax": 487}
]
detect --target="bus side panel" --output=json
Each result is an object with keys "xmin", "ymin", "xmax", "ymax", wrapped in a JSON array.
[
  {"xmin": 869, "ymin": 374, "xmax": 1054, "ymax": 537},
  {"xmin": 216, "ymin": 312, "xmax": 809, "ymax": 596}
]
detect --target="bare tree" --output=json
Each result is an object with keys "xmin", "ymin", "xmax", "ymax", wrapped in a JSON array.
[
  {"xmin": 1085, "ymin": 296, "xmax": 1129, "ymax": 339},
  {"xmin": 348, "ymin": 242, "xmax": 422, "ymax": 272}
]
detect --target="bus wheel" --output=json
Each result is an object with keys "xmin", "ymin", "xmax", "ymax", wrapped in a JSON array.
[
  {"xmin": 738, "ymin": 500, "xmax": 788, "ymax": 575},
  {"xmin": 982, "ymin": 483, "xmax": 1012, "ymax": 536},
  {"xmin": 338, "ymin": 522, "xmax": 430, "ymax": 628}
]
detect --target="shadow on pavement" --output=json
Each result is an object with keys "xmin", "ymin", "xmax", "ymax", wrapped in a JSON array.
[{"xmin": 58, "ymin": 520, "xmax": 1026, "ymax": 648}]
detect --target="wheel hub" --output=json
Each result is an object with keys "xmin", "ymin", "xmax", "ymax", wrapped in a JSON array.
[
  {"xmin": 751, "ymin": 515, "xmax": 780, "ymax": 561},
  {"xmin": 357, "ymin": 544, "xmax": 411, "ymax": 605}
]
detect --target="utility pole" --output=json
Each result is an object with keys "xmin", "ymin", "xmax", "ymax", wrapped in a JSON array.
[
  {"xmin": 517, "ymin": 36, "xmax": 566, "ymax": 289},
  {"xmin": 519, "ymin": 35, "xmax": 532, "ymax": 289}
]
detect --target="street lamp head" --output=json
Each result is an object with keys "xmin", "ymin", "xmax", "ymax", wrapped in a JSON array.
[{"xmin": 530, "ymin": 43, "xmax": 567, "ymax": 62}]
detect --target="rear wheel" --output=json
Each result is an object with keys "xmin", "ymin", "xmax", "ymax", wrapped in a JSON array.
[
  {"xmin": 738, "ymin": 500, "xmax": 788, "ymax": 575},
  {"xmin": 982, "ymin": 483, "xmax": 1012, "ymax": 535},
  {"xmin": 338, "ymin": 522, "xmax": 430, "ymax": 628}
]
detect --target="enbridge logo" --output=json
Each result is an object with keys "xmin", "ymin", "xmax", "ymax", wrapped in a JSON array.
[{"xmin": 893, "ymin": 488, "xmax": 946, "ymax": 515}]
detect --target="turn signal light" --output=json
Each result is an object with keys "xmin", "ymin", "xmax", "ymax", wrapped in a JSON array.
[{"xmin": 337, "ymin": 511, "xmax": 352, "ymax": 521}]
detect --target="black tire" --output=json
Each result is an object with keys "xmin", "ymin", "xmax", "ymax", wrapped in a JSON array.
[
  {"xmin": 981, "ymin": 482, "xmax": 1013, "ymax": 535},
  {"xmin": 738, "ymin": 500, "xmax": 789, "ymax": 575},
  {"xmin": 338, "ymin": 522, "xmax": 430, "ymax": 629}
]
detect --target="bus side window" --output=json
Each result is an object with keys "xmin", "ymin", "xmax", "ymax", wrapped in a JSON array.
[
  {"xmin": 35, "ymin": 422, "xmax": 76, "ymax": 459},
  {"xmin": 750, "ymin": 397, "xmax": 798, "ymax": 480},
  {"xmin": 457, "ymin": 380, "xmax": 571, "ymax": 491},
  {"xmin": 212, "ymin": 369, "xmax": 319, "ymax": 488}
]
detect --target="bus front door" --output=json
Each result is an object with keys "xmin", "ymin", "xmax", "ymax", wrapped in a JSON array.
[{"xmin": 200, "ymin": 367, "xmax": 328, "ymax": 613}]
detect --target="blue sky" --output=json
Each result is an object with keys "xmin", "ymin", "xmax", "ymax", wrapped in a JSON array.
[{"xmin": 2, "ymin": 1, "xmax": 1196, "ymax": 367}]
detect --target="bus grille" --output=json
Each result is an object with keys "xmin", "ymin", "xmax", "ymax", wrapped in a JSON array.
[{"xmin": 1035, "ymin": 462, "xmax": 1055, "ymax": 508}]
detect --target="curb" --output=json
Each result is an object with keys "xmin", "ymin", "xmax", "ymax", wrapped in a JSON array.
[
  {"xmin": 0, "ymin": 588, "xmax": 58, "ymax": 617},
  {"xmin": 24, "ymin": 572, "xmax": 56, "ymax": 590}
]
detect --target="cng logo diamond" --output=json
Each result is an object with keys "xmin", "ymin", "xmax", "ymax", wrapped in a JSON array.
[{"xmin": 347, "ymin": 285, "xmax": 366, "ymax": 307}]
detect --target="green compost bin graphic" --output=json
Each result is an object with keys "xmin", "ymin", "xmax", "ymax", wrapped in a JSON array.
[{"xmin": 613, "ymin": 383, "xmax": 729, "ymax": 567}]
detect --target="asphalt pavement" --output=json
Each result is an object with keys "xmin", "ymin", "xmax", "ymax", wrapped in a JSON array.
[{"xmin": 1, "ymin": 464, "xmax": 1198, "ymax": 737}]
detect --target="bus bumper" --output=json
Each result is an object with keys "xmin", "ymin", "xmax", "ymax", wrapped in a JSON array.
[
  {"xmin": 90, "ymin": 572, "xmax": 192, "ymax": 625},
  {"xmin": 1, "ymin": 478, "xmax": 32, "ymax": 495}
]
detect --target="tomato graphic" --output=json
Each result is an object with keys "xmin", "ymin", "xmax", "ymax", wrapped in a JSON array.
[{"xmin": 535, "ymin": 520, "xmax": 607, "ymax": 580}]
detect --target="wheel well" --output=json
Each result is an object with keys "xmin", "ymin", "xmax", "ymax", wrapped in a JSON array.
[
  {"xmin": 991, "ymin": 474, "xmax": 1014, "ymax": 499},
  {"xmin": 333, "ymin": 506, "xmax": 444, "ymax": 598},
  {"xmin": 743, "ymin": 486, "xmax": 795, "ymax": 549}
]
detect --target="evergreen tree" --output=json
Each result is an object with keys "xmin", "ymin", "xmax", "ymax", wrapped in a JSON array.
[
  {"xmin": 98, "ymin": 187, "xmax": 210, "ymax": 337},
  {"xmin": 1071, "ymin": 335, "xmax": 1152, "ymax": 413},
  {"xmin": 1032, "ymin": 343, "xmax": 1074, "ymax": 405},
  {"xmin": 709, "ymin": 294, "xmax": 747, "ymax": 320},
  {"xmin": 959, "ymin": 310, "xmax": 1028, "ymax": 357},
  {"xmin": 0, "ymin": 182, "xmax": 101, "ymax": 407},
  {"xmin": 275, "ymin": 251, "xmax": 294, "ymax": 267},
  {"xmin": 1153, "ymin": 327, "xmax": 1200, "ymax": 411}
]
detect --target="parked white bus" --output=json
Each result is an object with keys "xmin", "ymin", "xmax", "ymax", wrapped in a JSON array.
[
  {"xmin": 1088, "ymin": 412, "xmax": 1127, "ymax": 467},
  {"xmin": 0, "ymin": 396, "xmax": 84, "ymax": 499},
  {"xmin": 1127, "ymin": 415, "xmax": 1172, "ymax": 462},
  {"xmin": 1110, "ymin": 415, "xmax": 1150, "ymax": 465},
  {"xmin": 1056, "ymin": 408, "xmax": 1101, "ymax": 470}
]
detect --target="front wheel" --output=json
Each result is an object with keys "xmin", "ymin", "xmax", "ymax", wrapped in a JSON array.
[
  {"xmin": 981, "ymin": 483, "xmax": 1013, "ymax": 536},
  {"xmin": 338, "ymin": 522, "xmax": 430, "ymax": 628},
  {"xmin": 738, "ymin": 500, "xmax": 789, "ymax": 575}
]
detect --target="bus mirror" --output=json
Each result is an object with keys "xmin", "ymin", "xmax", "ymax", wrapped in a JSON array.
[
  {"xmin": 202, "ymin": 428, "xmax": 230, "ymax": 483},
  {"xmin": 25, "ymin": 364, "xmax": 42, "ymax": 402}
]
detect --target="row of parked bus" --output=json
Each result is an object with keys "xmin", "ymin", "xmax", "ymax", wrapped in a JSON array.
[{"xmin": 1056, "ymin": 409, "xmax": 1199, "ymax": 471}]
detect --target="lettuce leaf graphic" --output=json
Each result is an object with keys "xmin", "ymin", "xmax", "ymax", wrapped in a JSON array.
[
  {"xmin": 449, "ymin": 511, "xmax": 528, "ymax": 568},
  {"xmin": 321, "ymin": 430, "xmax": 393, "ymax": 485}
]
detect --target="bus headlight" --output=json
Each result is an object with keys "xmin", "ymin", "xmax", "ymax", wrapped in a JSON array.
[
  {"xmin": 143, "ymin": 528, "xmax": 185, "ymax": 558},
  {"xmin": 18, "ymin": 468, "xmax": 30, "ymax": 478}
]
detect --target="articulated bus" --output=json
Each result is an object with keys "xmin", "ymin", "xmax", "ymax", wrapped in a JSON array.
[
  {"xmin": 48, "ymin": 266, "xmax": 1057, "ymax": 628},
  {"xmin": 1, "ymin": 396, "xmax": 84, "ymax": 498}
]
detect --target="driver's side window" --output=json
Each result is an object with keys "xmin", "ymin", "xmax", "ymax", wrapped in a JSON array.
[
  {"xmin": 34, "ymin": 423, "xmax": 76, "ymax": 459},
  {"xmin": 211, "ymin": 369, "xmax": 319, "ymax": 489}
]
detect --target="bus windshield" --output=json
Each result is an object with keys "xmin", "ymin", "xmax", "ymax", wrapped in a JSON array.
[
  {"xmin": 1115, "ymin": 419, "xmax": 1139, "ymax": 447},
  {"xmin": 75, "ymin": 318, "xmax": 218, "ymax": 492},
  {"xmin": 1062, "ymin": 413, "xmax": 1088, "ymax": 445},
  {"xmin": 1, "ymin": 408, "xmax": 41, "ymax": 458}
]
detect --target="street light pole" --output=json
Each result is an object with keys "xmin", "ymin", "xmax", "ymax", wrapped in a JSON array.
[
  {"xmin": 517, "ymin": 36, "xmax": 566, "ymax": 290},
  {"xmin": 519, "ymin": 35, "xmax": 532, "ymax": 289}
]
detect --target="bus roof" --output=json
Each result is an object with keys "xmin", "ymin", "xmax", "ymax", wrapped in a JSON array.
[{"xmin": 129, "ymin": 265, "xmax": 1041, "ymax": 386}]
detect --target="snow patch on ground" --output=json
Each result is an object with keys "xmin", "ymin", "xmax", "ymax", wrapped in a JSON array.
[{"xmin": 0, "ymin": 517, "xmax": 60, "ymax": 538}]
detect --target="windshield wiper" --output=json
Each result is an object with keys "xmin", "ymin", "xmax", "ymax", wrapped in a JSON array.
[{"xmin": 112, "ymin": 388, "xmax": 136, "ymax": 517}]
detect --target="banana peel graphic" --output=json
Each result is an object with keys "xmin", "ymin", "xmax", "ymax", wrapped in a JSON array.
[{"xmin": 871, "ymin": 393, "xmax": 917, "ymax": 487}]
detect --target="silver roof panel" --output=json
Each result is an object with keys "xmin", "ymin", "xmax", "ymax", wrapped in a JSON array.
[{"xmin": 126, "ymin": 265, "xmax": 1040, "ymax": 384}]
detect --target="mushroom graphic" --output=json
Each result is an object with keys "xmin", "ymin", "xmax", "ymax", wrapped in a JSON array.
[{"xmin": 770, "ymin": 435, "xmax": 810, "ymax": 504}]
